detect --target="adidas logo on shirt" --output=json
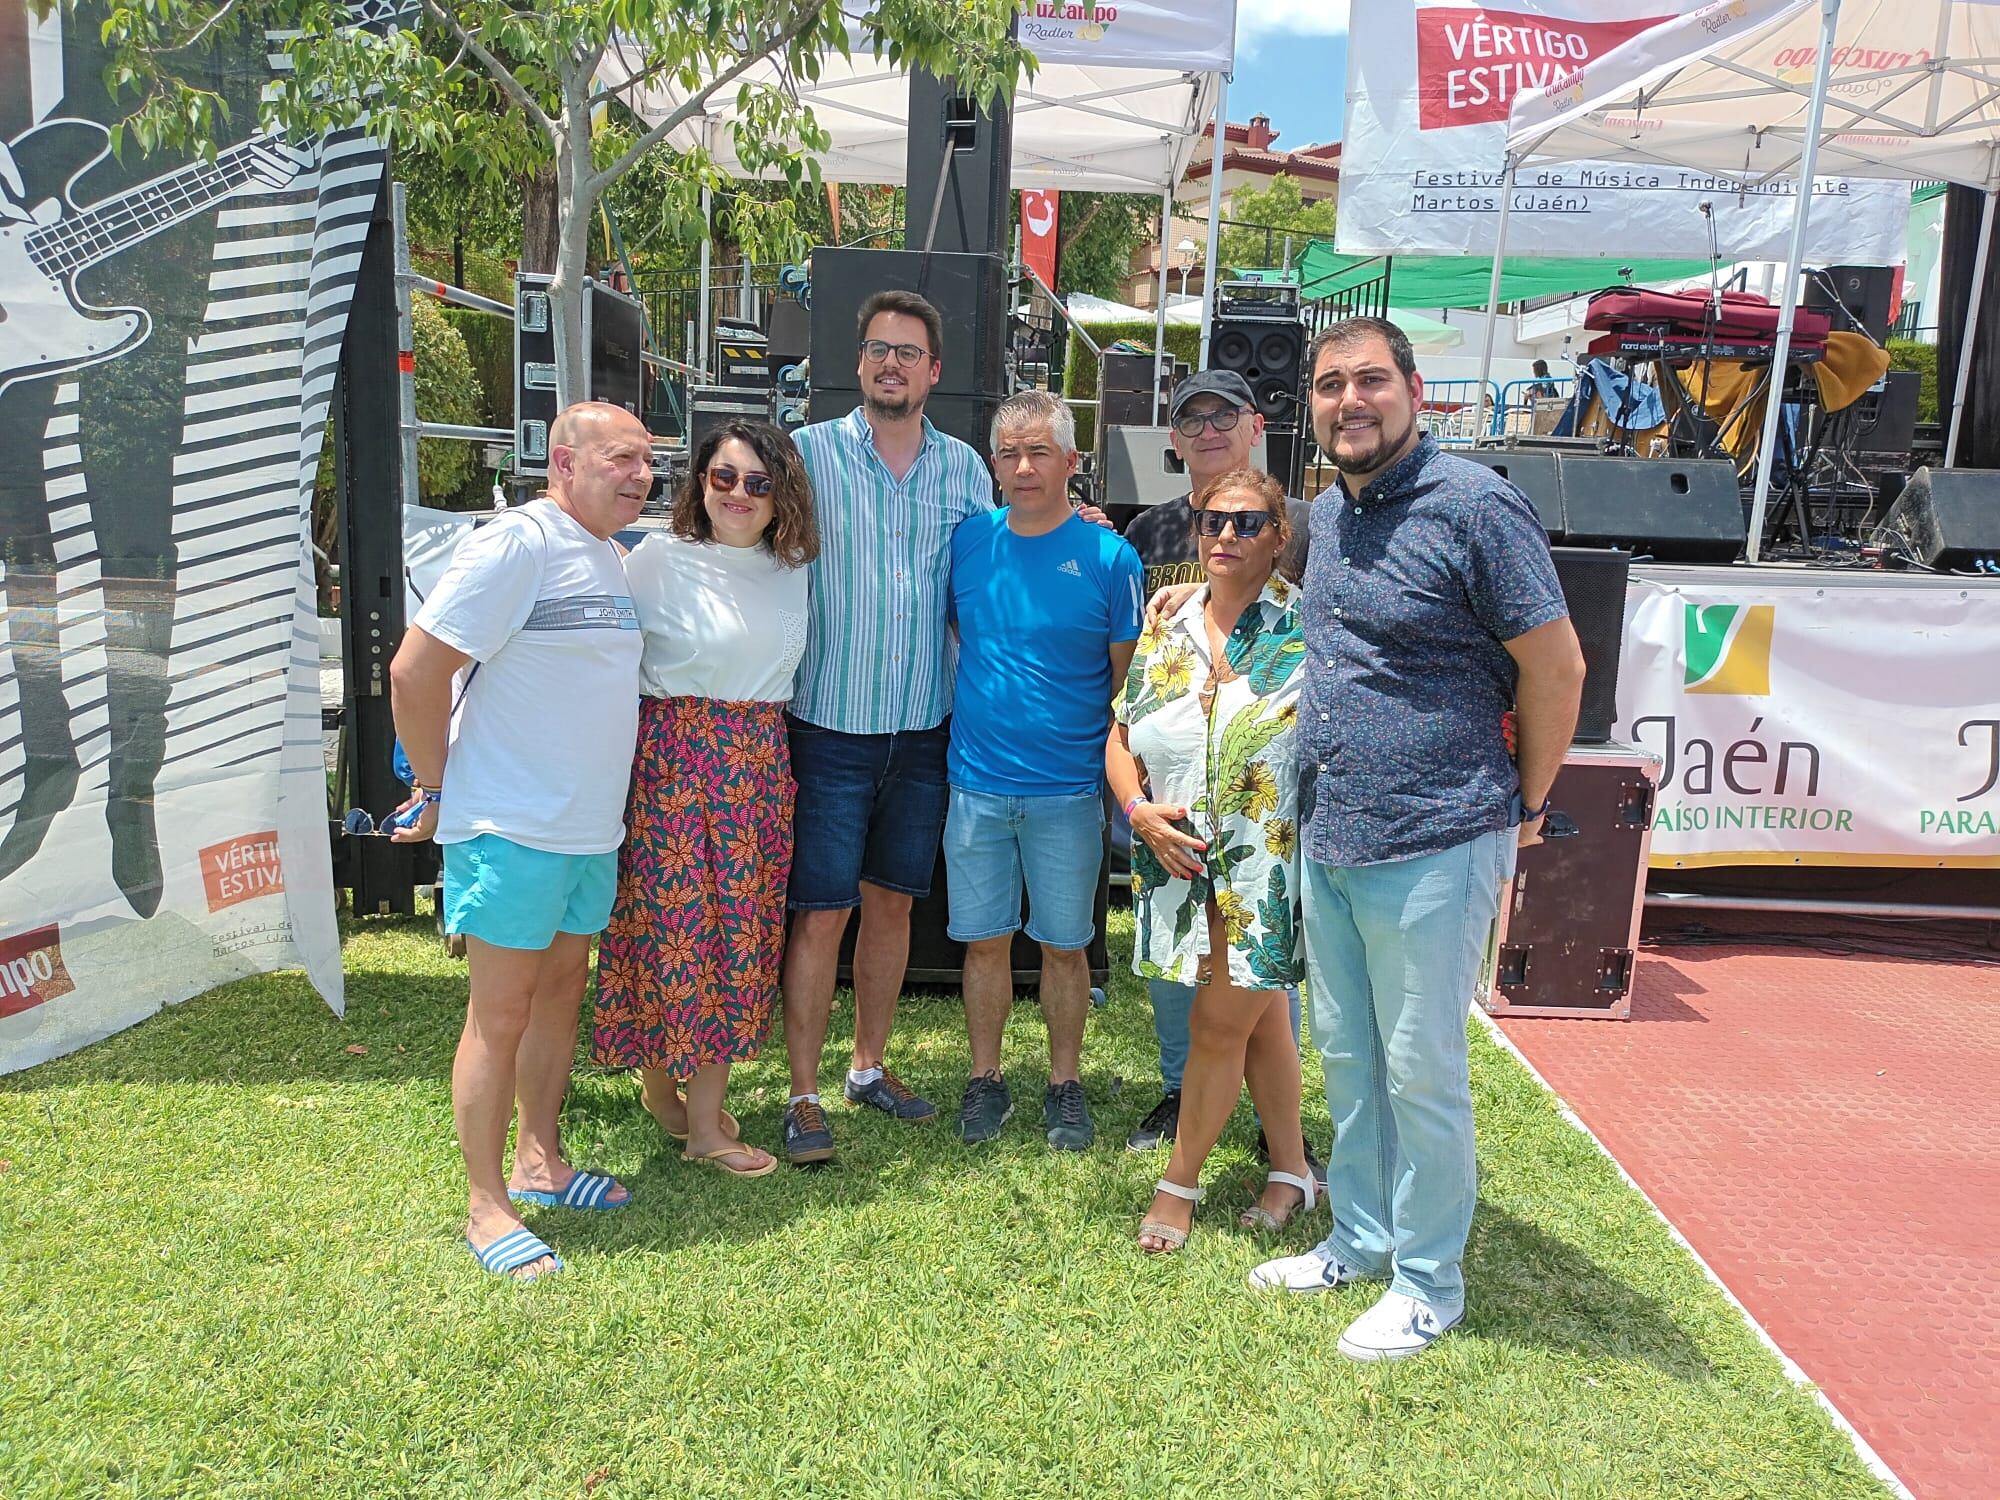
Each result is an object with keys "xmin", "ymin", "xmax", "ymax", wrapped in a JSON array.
[{"xmin": 1057, "ymin": 558, "xmax": 1082, "ymax": 577}]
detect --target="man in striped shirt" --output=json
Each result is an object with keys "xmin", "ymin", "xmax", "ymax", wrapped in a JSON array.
[{"xmin": 778, "ymin": 290, "xmax": 993, "ymax": 1166}]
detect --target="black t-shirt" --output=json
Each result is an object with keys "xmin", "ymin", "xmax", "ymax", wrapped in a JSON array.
[{"xmin": 1120, "ymin": 492, "xmax": 1313, "ymax": 591}]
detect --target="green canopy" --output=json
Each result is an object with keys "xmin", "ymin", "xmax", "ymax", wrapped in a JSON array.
[{"xmin": 1295, "ymin": 243, "xmax": 1714, "ymax": 309}]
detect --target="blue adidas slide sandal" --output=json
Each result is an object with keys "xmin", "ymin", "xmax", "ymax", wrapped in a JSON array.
[
  {"xmin": 507, "ymin": 1168, "xmax": 629, "ymax": 1211},
  {"xmin": 467, "ymin": 1226, "xmax": 564, "ymax": 1280}
]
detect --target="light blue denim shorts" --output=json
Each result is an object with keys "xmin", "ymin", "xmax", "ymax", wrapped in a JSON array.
[{"xmin": 943, "ymin": 786, "xmax": 1104, "ymax": 950}]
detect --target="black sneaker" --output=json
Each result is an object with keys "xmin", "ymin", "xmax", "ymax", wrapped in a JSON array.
[
  {"xmin": 843, "ymin": 1068, "xmax": 938, "ymax": 1122},
  {"xmin": 1255, "ymin": 1127, "xmax": 1328, "ymax": 1190},
  {"xmin": 1126, "ymin": 1090, "xmax": 1181, "ymax": 1151},
  {"xmin": 783, "ymin": 1098, "xmax": 836, "ymax": 1165},
  {"xmin": 1043, "ymin": 1080, "xmax": 1095, "ymax": 1151},
  {"xmin": 956, "ymin": 1074, "xmax": 1014, "ymax": 1144}
]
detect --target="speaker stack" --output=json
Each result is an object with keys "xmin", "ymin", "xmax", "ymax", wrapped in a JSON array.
[
  {"xmin": 1465, "ymin": 451, "xmax": 1746, "ymax": 563},
  {"xmin": 1208, "ymin": 282, "xmax": 1306, "ymax": 493},
  {"xmin": 512, "ymin": 273, "xmax": 647, "ymax": 475}
]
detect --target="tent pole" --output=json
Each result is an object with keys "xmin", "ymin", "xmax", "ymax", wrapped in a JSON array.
[
  {"xmin": 1474, "ymin": 150, "xmax": 1518, "ymax": 439},
  {"xmin": 1944, "ymin": 183, "xmax": 1997, "ymax": 467},
  {"xmin": 1746, "ymin": 0, "xmax": 1842, "ymax": 564},
  {"xmin": 1154, "ymin": 184, "xmax": 1173, "ymax": 424},
  {"xmin": 1200, "ymin": 71, "xmax": 1230, "ymax": 368},
  {"xmin": 696, "ymin": 185, "xmax": 713, "ymax": 380}
]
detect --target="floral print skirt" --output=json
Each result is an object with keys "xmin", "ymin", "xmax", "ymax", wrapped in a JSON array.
[{"xmin": 591, "ymin": 695, "xmax": 794, "ymax": 1076}]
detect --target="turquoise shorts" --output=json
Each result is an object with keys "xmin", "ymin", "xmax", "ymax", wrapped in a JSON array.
[{"xmin": 441, "ymin": 834, "xmax": 618, "ymax": 950}]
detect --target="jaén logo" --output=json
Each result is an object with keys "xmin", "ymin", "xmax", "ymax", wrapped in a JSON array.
[
  {"xmin": 1683, "ymin": 602, "xmax": 1774, "ymax": 695},
  {"xmin": 0, "ymin": 926, "xmax": 76, "ymax": 1019}
]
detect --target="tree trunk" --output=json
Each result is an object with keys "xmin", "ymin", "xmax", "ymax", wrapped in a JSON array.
[
  {"xmin": 520, "ymin": 163, "xmax": 559, "ymax": 275},
  {"xmin": 1937, "ymin": 184, "xmax": 2000, "ymax": 467}
]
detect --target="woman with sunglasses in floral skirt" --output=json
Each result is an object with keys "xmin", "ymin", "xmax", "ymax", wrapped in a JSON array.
[{"xmin": 591, "ymin": 420, "xmax": 820, "ymax": 1177}]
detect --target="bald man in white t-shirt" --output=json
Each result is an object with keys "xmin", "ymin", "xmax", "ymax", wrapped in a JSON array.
[{"xmin": 389, "ymin": 402, "xmax": 648, "ymax": 1281}]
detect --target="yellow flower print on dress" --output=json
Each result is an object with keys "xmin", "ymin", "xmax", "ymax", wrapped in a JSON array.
[
  {"xmin": 1230, "ymin": 760, "xmax": 1279, "ymax": 821},
  {"xmin": 1265, "ymin": 817, "xmax": 1296, "ymax": 861},
  {"xmin": 1214, "ymin": 887, "xmax": 1253, "ymax": 944},
  {"xmin": 1148, "ymin": 644, "xmax": 1195, "ymax": 698}
]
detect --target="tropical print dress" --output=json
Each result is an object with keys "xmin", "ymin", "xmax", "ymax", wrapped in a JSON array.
[{"xmin": 1118, "ymin": 574, "xmax": 1306, "ymax": 990}]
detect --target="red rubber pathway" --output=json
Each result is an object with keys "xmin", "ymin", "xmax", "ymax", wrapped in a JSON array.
[{"xmin": 1494, "ymin": 916, "xmax": 2000, "ymax": 1500}]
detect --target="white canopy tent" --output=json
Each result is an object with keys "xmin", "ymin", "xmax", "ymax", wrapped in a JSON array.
[
  {"xmin": 1502, "ymin": 0, "xmax": 2000, "ymax": 560},
  {"xmin": 601, "ymin": 9, "xmax": 1237, "ymax": 414}
]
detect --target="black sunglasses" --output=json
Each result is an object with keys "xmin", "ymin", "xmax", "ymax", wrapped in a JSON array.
[
  {"xmin": 707, "ymin": 463, "xmax": 775, "ymax": 498},
  {"xmin": 1193, "ymin": 508, "xmax": 1274, "ymax": 539}
]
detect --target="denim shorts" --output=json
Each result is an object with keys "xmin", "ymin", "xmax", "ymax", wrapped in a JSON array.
[
  {"xmin": 786, "ymin": 714, "xmax": 951, "ymax": 910},
  {"xmin": 442, "ymin": 833, "xmax": 618, "ymax": 949},
  {"xmin": 942, "ymin": 785, "xmax": 1105, "ymax": 950}
]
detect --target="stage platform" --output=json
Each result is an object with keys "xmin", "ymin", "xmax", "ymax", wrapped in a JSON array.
[{"xmin": 1494, "ymin": 912, "xmax": 2000, "ymax": 1500}]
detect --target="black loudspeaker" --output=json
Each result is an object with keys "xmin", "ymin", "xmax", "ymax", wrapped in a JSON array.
[
  {"xmin": 1558, "ymin": 456, "xmax": 1744, "ymax": 562},
  {"xmin": 805, "ymin": 389, "xmax": 1001, "ymax": 460},
  {"xmin": 1877, "ymin": 467, "xmax": 2000, "ymax": 567},
  {"xmin": 904, "ymin": 68, "xmax": 1012, "ymax": 259},
  {"xmin": 765, "ymin": 299, "xmax": 810, "ymax": 364},
  {"xmin": 809, "ymin": 248, "xmax": 1006, "ymax": 400},
  {"xmin": 1549, "ymin": 547, "xmax": 1630, "ymax": 744},
  {"xmin": 1464, "ymin": 450, "xmax": 1565, "ymax": 536},
  {"xmin": 1806, "ymin": 265, "xmax": 1895, "ymax": 343},
  {"xmin": 1852, "ymin": 369, "xmax": 1921, "ymax": 455},
  {"xmin": 1210, "ymin": 314, "xmax": 1305, "ymax": 424}
]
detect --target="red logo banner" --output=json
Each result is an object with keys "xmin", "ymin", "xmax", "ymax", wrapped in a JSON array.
[
  {"xmin": 1415, "ymin": 7, "xmax": 1671, "ymax": 130},
  {"xmin": 1021, "ymin": 189, "xmax": 1060, "ymax": 287},
  {"xmin": 201, "ymin": 830, "xmax": 286, "ymax": 912},
  {"xmin": 0, "ymin": 926, "xmax": 76, "ymax": 1019}
]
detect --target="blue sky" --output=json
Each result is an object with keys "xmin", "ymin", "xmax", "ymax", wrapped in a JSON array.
[{"xmin": 1232, "ymin": 2, "xmax": 1350, "ymax": 147}]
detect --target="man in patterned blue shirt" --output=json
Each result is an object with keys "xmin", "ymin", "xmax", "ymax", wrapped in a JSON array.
[
  {"xmin": 779, "ymin": 290, "xmax": 991, "ymax": 1165},
  {"xmin": 1249, "ymin": 319, "xmax": 1585, "ymax": 1362}
]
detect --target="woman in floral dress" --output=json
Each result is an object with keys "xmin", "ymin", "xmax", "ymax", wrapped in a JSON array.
[
  {"xmin": 592, "ymin": 421, "xmax": 818, "ymax": 1178},
  {"xmin": 1106, "ymin": 467, "xmax": 1314, "ymax": 1251}
]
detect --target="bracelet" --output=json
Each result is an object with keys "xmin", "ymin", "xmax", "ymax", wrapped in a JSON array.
[
  {"xmin": 414, "ymin": 784, "xmax": 443, "ymax": 800},
  {"xmin": 1123, "ymin": 794, "xmax": 1147, "ymax": 821}
]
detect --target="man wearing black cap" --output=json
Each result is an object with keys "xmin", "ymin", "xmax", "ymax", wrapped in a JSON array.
[
  {"xmin": 1117, "ymin": 367, "xmax": 1313, "ymax": 1159},
  {"xmin": 1120, "ymin": 370, "xmax": 1310, "ymax": 593}
]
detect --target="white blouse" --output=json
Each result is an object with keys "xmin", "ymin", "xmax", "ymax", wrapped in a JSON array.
[{"xmin": 624, "ymin": 529, "xmax": 811, "ymax": 703}]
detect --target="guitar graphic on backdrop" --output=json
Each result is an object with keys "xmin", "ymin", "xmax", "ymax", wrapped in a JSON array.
[{"xmin": 0, "ymin": 119, "xmax": 310, "ymax": 394}]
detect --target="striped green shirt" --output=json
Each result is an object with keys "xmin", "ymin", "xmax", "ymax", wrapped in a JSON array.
[{"xmin": 792, "ymin": 406, "xmax": 996, "ymax": 734}]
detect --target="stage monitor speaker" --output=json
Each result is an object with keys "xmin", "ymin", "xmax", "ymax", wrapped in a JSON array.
[
  {"xmin": 1806, "ymin": 264, "xmax": 1895, "ymax": 343},
  {"xmin": 1209, "ymin": 318, "xmax": 1305, "ymax": 424},
  {"xmin": 1100, "ymin": 425, "xmax": 1269, "ymax": 511},
  {"xmin": 1852, "ymin": 369, "xmax": 1921, "ymax": 456},
  {"xmin": 1549, "ymin": 547, "xmax": 1630, "ymax": 744},
  {"xmin": 1558, "ymin": 455, "xmax": 1744, "ymax": 562},
  {"xmin": 1877, "ymin": 466, "xmax": 2000, "ymax": 568},
  {"xmin": 1465, "ymin": 450, "xmax": 1564, "ymax": 537},
  {"xmin": 808, "ymin": 248, "xmax": 1006, "ymax": 405},
  {"xmin": 765, "ymin": 299, "xmax": 810, "ymax": 364},
  {"xmin": 1101, "ymin": 351, "xmax": 1161, "ymax": 393},
  {"xmin": 514, "ymin": 274, "xmax": 646, "ymax": 475},
  {"xmin": 904, "ymin": 68, "xmax": 1012, "ymax": 259}
]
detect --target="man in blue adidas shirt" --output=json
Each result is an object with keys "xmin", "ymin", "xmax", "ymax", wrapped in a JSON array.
[{"xmin": 947, "ymin": 390, "xmax": 1145, "ymax": 1151}]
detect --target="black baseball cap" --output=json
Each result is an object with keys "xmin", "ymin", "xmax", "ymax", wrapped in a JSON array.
[{"xmin": 1167, "ymin": 369, "xmax": 1256, "ymax": 422}]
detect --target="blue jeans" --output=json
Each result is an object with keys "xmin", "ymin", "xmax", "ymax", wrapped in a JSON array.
[
  {"xmin": 1301, "ymin": 827, "xmax": 1515, "ymax": 1308},
  {"xmin": 786, "ymin": 715, "xmax": 950, "ymax": 909},
  {"xmin": 1148, "ymin": 981, "xmax": 1301, "ymax": 1094}
]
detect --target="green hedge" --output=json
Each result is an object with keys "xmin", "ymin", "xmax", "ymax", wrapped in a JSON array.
[
  {"xmin": 411, "ymin": 245, "xmax": 515, "ymax": 304},
  {"xmin": 445, "ymin": 307, "xmax": 514, "ymax": 432},
  {"xmin": 1064, "ymin": 320, "xmax": 1203, "ymax": 450},
  {"xmin": 411, "ymin": 295, "xmax": 487, "ymax": 505},
  {"xmin": 1885, "ymin": 337, "xmax": 1939, "ymax": 424}
]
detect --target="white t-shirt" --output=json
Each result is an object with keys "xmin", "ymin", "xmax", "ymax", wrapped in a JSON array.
[
  {"xmin": 412, "ymin": 499, "xmax": 642, "ymax": 854},
  {"xmin": 625, "ymin": 529, "xmax": 811, "ymax": 703}
]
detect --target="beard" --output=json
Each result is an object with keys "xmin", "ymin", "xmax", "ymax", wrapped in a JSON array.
[
  {"xmin": 863, "ymin": 385, "xmax": 916, "ymax": 419},
  {"xmin": 1324, "ymin": 412, "xmax": 1416, "ymax": 476}
]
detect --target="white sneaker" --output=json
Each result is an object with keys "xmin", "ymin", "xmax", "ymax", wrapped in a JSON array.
[
  {"xmin": 1336, "ymin": 1290, "xmax": 1464, "ymax": 1362},
  {"xmin": 1247, "ymin": 1235, "xmax": 1370, "ymax": 1293}
]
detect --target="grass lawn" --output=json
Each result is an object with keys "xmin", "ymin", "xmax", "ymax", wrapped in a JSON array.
[{"xmin": 2, "ymin": 908, "xmax": 1886, "ymax": 1499}]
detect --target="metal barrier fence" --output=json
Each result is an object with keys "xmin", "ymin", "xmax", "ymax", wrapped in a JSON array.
[
  {"xmin": 1493, "ymin": 376, "xmax": 1576, "ymax": 438},
  {"xmin": 1417, "ymin": 379, "xmax": 1501, "ymax": 446}
]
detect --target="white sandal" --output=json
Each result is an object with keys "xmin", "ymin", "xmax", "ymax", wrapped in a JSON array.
[
  {"xmin": 1138, "ymin": 1179, "xmax": 1204, "ymax": 1254},
  {"xmin": 1240, "ymin": 1170, "xmax": 1318, "ymax": 1233}
]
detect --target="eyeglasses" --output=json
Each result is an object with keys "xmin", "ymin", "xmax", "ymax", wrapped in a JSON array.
[
  {"xmin": 1173, "ymin": 407, "xmax": 1246, "ymax": 438},
  {"xmin": 1193, "ymin": 508, "xmax": 1273, "ymax": 539},
  {"xmin": 706, "ymin": 464, "xmax": 774, "ymax": 498},
  {"xmin": 859, "ymin": 338, "xmax": 932, "ymax": 367}
]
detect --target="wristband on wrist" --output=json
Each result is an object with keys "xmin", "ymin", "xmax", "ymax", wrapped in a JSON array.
[
  {"xmin": 1519, "ymin": 791, "xmax": 1551, "ymax": 821},
  {"xmin": 1123, "ymin": 794, "xmax": 1147, "ymax": 821}
]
